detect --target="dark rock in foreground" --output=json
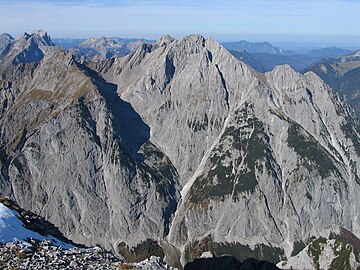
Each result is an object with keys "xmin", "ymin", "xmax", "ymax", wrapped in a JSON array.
[{"xmin": 184, "ymin": 256, "xmax": 280, "ymax": 270}]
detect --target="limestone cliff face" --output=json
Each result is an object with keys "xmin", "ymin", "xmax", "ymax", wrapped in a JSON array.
[
  {"xmin": 0, "ymin": 33, "xmax": 14, "ymax": 53},
  {"xmin": 94, "ymin": 35, "xmax": 360, "ymax": 265},
  {"xmin": 1, "ymin": 32, "xmax": 359, "ymax": 268},
  {"xmin": 94, "ymin": 35, "xmax": 258, "ymax": 186},
  {"xmin": 0, "ymin": 34, "xmax": 180, "ymax": 251}
]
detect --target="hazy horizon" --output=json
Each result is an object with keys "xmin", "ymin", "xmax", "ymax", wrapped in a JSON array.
[
  {"xmin": 4, "ymin": 31, "xmax": 360, "ymax": 52},
  {"xmin": 2, "ymin": 0, "xmax": 360, "ymax": 51}
]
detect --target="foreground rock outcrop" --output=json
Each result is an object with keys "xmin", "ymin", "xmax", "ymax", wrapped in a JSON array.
[
  {"xmin": 0, "ymin": 198, "xmax": 177, "ymax": 269},
  {"xmin": 0, "ymin": 31, "xmax": 359, "ymax": 269},
  {"xmin": 0, "ymin": 240, "xmax": 176, "ymax": 270}
]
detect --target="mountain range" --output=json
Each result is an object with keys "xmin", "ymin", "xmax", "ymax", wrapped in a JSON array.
[
  {"xmin": 52, "ymin": 36, "xmax": 154, "ymax": 61},
  {"xmin": 221, "ymin": 40, "xmax": 288, "ymax": 55},
  {"xmin": 47, "ymin": 36, "xmax": 356, "ymax": 73},
  {"xmin": 305, "ymin": 50, "xmax": 360, "ymax": 118},
  {"xmin": 231, "ymin": 49, "xmax": 354, "ymax": 73},
  {"xmin": 306, "ymin": 46, "xmax": 353, "ymax": 58},
  {"xmin": 0, "ymin": 30, "xmax": 359, "ymax": 269},
  {"xmin": 220, "ymin": 41, "xmax": 360, "ymax": 118}
]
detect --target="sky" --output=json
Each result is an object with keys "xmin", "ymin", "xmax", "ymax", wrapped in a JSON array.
[{"xmin": 1, "ymin": 0, "xmax": 360, "ymax": 48}]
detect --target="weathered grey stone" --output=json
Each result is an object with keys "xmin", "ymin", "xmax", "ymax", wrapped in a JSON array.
[{"xmin": 0, "ymin": 33, "xmax": 14, "ymax": 53}]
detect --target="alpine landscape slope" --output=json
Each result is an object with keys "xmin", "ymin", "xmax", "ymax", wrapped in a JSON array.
[
  {"xmin": 0, "ymin": 32, "xmax": 359, "ymax": 269},
  {"xmin": 0, "ymin": 31, "xmax": 180, "ymax": 257},
  {"xmin": 306, "ymin": 49, "xmax": 360, "ymax": 118}
]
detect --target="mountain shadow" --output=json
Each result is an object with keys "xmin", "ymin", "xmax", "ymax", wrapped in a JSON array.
[
  {"xmin": 77, "ymin": 62, "xmax": 150, "ymax": 161},
  {"xmin": 184, "ymin": 256, "xmax": 280, "ymax": 270}
]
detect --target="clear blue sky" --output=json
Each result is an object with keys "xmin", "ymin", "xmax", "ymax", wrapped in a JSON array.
[{"xmin": 1, "ymin": 0, "xmax": 360, "ymax": 47}]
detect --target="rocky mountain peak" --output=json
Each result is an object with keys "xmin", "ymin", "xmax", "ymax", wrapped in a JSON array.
[
  {"xmin": 0, "ymin": 33, "xmax": 14, "ymax": 53},
  {"xmin": 180, "ymin": 34, "xmax": 206, "ymax": 46},
  {"xmin": 352, "ymin": 49, "xmax": 360, "ymax": 57},
  {"xmin": 0, "ymin": 33, "xmax": 14, "ymax": 43},
  {"xmin": 266, "ymin": 64, "xmax": 303, "ymax": 90},
  {"xmin": 269, "ymin": 63, "xmax": 295, "ymax": 74},
  {"xmin": 0, "ymin": 30, "xmax": 57, "ymax": 68},
  {"xmin": 163, "ymin": 34, "xmax": 221, "ymax": 55},
  {"xmin": 32, "ymin": 29, "xmax": 47, "ymax": 36},
  {"xmin": 79, "ymin": 37, "xmax": 118, "ymax": 48},
  {"xmin": 303, "ymin": 70, "xmax": 324, "ymax": 84},
  {"xmin": 156, "ymin": 35, "xmax": 175, "ymax": 47},
  {"xmin": 14, "ymin": 30, "xmax": 55, "ymax": 47},
  {"xmin": 18, "ymin": 32, "xmax": 31, "ymax": 40},
  {"xmin": 14, "ymin": 30, "xmax": 54, "ymax": 47},
  {"xmin": 0, "ymin": 33, "xmax": 13, "ymax": 39},
  {"xmin": 31, "ymin": 29, "xmax": 54, "ymax": 46}
]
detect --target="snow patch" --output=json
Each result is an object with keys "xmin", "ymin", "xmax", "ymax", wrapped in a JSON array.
[{"xmin": 0, "ymin": 203, "xmax": 72, "ymax": 248}]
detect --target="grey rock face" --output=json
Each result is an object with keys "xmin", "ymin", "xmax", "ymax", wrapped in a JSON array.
[
  {"xmin": 95, "ymin": 34, "xmax": 251, "ymax": 186},
  {"xmin": 94, "ymin": 35, "xmax": 360, "ymax": 265},
  {"xmin": 0, "ymin": 33, "xmax": 14, "ymax": 53},
  {"xmin": 0, "ymin": 32, "xmax": 359, "ymax": 269},
  {"xmin": 277, "ymin": 232, "xmax": 360, "ymax": 270},
  {"xmin": 0, "ymin": 46, "xmax": 180, "ymax": 251},
  {"xmin": 157, "ymin": 35, "xmax": 175, "ymax": 47},
  {"xmin": 0, "ymin": 30, "xmax": 56, "ymax": 70}
]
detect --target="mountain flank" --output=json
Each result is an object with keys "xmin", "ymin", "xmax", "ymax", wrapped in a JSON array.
[{"xmin": 305, "ymin": 50, "xmax": 360, "ymax": 118}]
